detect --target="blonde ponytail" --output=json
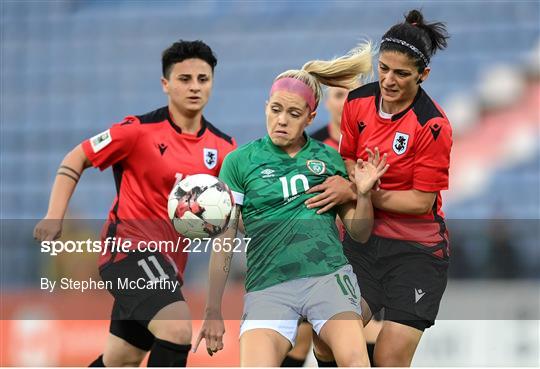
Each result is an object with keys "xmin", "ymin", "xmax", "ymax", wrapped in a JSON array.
[{"xmin": 273, "ymin": 41, "xmax": 374, "ymax": 110}]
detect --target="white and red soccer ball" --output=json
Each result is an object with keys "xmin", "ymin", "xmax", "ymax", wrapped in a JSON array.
[{"xmin": 168, "ymin": 174, "xmax": 234, "ymax": 239}]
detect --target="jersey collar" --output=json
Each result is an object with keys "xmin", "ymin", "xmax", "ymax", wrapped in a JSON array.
[
  {"xmin": 375, "ymin": 85, "xmax": 424, "ymax": 122},
  {"xmin": 167, "ymin": 109, "xmax": 207, "ymax": 137},
  {"xmin": 265, "ymin": 132, "xmax": 311, "ymax": 158}
]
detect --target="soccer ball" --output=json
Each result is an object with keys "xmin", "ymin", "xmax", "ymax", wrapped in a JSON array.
[{"xmin": 168, "ymin": 174, "xmax": 234, "ymax": 239}]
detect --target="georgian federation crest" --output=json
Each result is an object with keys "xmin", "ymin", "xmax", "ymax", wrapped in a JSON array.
[
  {"xmin": 203, "ymin": 148, "xmax": 218, "ymax": 169},
  {"xmin": 392, "ymin": 132, "xmax": 409, "ymax": 155},
  {"xmin": 306, "ymin": 160, "xmax": 326, "ymax": 175}
]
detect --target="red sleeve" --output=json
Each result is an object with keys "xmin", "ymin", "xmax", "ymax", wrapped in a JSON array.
[
  {"xmin": 413, "ymin": 118, "xmax": 452, "ymax": 192},
  {"xmin": 81, "ymin": 116, "xmax": 141, "ymax": 171},
  {"xmin": 339, "ymin": 99, "xmax": 358, "ymax": 161}
]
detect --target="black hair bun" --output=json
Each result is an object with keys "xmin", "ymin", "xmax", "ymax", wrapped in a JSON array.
[{"xmin": 405, "ymin": 9, "xmax": 424, "ymax": 25}]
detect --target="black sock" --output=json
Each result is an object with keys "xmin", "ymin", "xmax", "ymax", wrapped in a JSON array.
[
  {"xmin": 89, "ymin": 354, "xmax": 105, "ymax": 367},
  {"xmin": 281, "ymin": 354, "xmax": 306, "ymax": 367},
  {"xmin": 315, "ymin": 355, "xmax": 337, "ymax": 367},
  {"xmin": 147, "ymin": 338, "xmax": 191, "ymax": 367},
  {"xmin": 367, "ymin": 342, "xmax": 376, "ymax": 367}
]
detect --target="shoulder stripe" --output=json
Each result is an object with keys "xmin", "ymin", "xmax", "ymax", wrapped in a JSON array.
[
  {"xmin": 412, "ymin": 90, "xmax": 444, "ymax": 127},
  {"xmin": 136, "ymin": 106, "xmax": 169, "ymax": 124},
  {"xmin": 347, "ymin": 82, "xmax": 379, "ymax": 102},
  {"xmin": 205, "ymin": 119, "xmax": 234, "ymax": 145}
]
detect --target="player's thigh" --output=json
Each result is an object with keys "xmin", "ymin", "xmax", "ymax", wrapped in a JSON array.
[
  {"xmin": 287, "ymin": 320, "xmax": 312, "ymax": 359},
  {"xmin": 100, "ymin": 251, "xmax": 185, "ymax": 325},
  {"xmin": 305, "ymin": 265, "xmax": 368, "ymax": 366},
  {"xmin": 100, "ymin": 251, "xmax": 189, "ymax": 344},
  {"xmin": 240, "ymin": 328, "xmax": 292, "ymax": 367},
  {"xmin": 103, "ymin": 333, "xmax": 148, "ymax": 367},
  {"xmin": 381, "ymin": 242, "xmax": 449, "ymax": 331},
  {"xmin": 240, "ymin": 281, "xmax": 304, "ymax": 345},
  {"xmin": 342, "ymin": 235, "xmax": 385, "ymax": 320},
  {"xmin": 147, "ymin": 300, "xmax": 192, "ymax": 344},
  {"xmin": 311, "ymin": 314, "xmax": 379, "ymax": 361},
  {"xmin": 374, "ymin": 320, "xmax": 423, "ymax": 367},
  {"xmin": 311, "ymin": 329, "xmax": 333, "ymax": 361},
  {"xmin": 318, "ymin": 311, "xmax": 369, "ymax": 367},
  {"xmin": 363, "ymin": 317, "xmax": 383, "ymax": 342},
  {"xmin": 306, "ymin": 264, "xmax": 362, "ymax": 335},
  {"xmin": 103, "ymin": 301, "xmax": 155, "ymax": 365}
]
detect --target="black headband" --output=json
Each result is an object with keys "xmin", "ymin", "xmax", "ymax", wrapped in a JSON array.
[{"xmin": 381, "ymin": 37, "xmax": 429, "ymax": 67}]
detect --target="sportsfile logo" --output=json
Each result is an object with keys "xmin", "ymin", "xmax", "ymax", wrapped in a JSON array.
[{"xmin": 260, "ymin": 168, "xmax": 275, "ymax": 178}]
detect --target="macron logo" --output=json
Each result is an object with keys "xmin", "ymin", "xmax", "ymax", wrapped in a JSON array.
[
  {"xmin": 157, "ymin": 143, "xmax": 168, "ymax": 156},
  {"xmin": 261, "ymin": 169, "xmax": 275, "ymax": 178},
  {"xmin": 415, "ymin": 288, "xmax": 426, "ymax": 303}
]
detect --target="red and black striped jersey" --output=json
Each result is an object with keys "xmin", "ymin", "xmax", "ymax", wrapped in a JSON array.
[
  {"xmin": 340, "ymin": 82, "xmax": 452, "ymax": 253},
  {"xmin": 81, "ymin": 106, "xmax": 237, "ymax": 277}
]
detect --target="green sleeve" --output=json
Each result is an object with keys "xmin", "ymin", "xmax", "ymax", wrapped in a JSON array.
[{"xmin": 330, "ymin": 148, "xmax": 348, "ymax": 179}]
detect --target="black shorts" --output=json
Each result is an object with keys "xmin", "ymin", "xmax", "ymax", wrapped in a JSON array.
[
  {"xmin": 344, "ymin": 234, "xmax": 449, "ymax": 331},
  {"xmin": 100, "ymin": 251, "xmax": 185, "ymax": 351}
]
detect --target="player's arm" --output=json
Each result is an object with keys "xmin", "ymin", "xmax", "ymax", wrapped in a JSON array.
[
  {"xmin": 236, "ymin": 211, "xmax": 245, "ymax": 235},
  {"xmin": 344, "ymin": 158, "xmax": 356, "ymax": 180},
  {"xmin": 34, "ymin": 119, "xmax": 140, "ymax": 241},
  {"xmin": 33, "ymin": 144, "xmax": 92, "ymax": 241},
  {"xmin": 345, "ymin": 152, "xmax": 435, "ymax": 215},
  {"xmin": 305, "ymin": 175, "xmax": 357, "ymax": 214},
  {"xmin": 338, "ymin": 156, "xmax": 389, "ymax": 243},
  {"xmin": 370, "ymin": 189, "xmax": 436, "ymax": 215},
  {"xmin": 338, "ymin": 193, "xmax": 373, "ymax": 243},
  {"xmin": 195, "ymin": 206, "xmax": 241, "ymax": 356}
]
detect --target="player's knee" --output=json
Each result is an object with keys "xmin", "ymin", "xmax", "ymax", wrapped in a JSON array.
[
  {"xmin": 374, "ymin": 346, "xmax": 411, "ymax": 367},
  {"xmin": 337, "ymin": 349, "xmax": 370, "ymax": 367},
  {"xmin": 313, "ymin": 349, "xmax": 334, "ymax": 363},
  {"xmin": 153, "ymin": 321, "xmax": 192, "ymax": 344}
]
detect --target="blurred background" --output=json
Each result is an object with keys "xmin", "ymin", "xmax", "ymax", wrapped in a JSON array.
[{"xmin": 1, "ymin": 0, "xmax": 539, "ymax": 366}]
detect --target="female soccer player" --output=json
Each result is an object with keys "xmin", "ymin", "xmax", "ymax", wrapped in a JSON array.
[
  {"xmin": 194, "ymin": 42, "xmax": 388, "ymax": 366},
  {"xmin": 283, "ymin": 86, "xmax": 383, "ymax": 368},
  {"xmin": 281, "ymin": 87, "xmax": 351, "ymax": 368},
  {"xmin": 33, "ymin": 40, "xmax": 236, "ymax": 367},
  {"xmin": 282, "ymin": 86, "xmax": 383, "ymax": 368},
  {"xmin": 306, "ymin": 9, "xmax": 452, "ymax": 366}
]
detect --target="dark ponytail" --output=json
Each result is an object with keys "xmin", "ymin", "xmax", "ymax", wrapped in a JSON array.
[{"xmin": 381, "ymin": 9, "xmax": 449, "ymax": 71}]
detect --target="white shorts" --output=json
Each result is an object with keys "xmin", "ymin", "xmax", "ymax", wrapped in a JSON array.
[{"xmin": 239, "ymin": 264, "xmax": 362, "ymax": 346}]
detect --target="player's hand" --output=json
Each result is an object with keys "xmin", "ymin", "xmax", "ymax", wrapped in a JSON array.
[
  {"xmin": 33, "ymin": 218, "xmax": 63, "ymax": 242},
  {"xmin": 365, "ymin": 147, "xmax": 387, "ymax": 191},
  {"xmin": 305, "ymin": 175, "xmax": 356, "ymax": 214},
  {"xmin": 193, "ymin": 312, "xmax": 225, "ymax": 356},
  {"xmin": 355, "ymin": 148, "xmax": 389, "ymax": 195}
]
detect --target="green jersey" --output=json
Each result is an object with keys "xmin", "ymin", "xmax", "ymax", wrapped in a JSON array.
[{"xmin": 219, "ymin": 134, "xmax": 349, "ymax": 292}]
